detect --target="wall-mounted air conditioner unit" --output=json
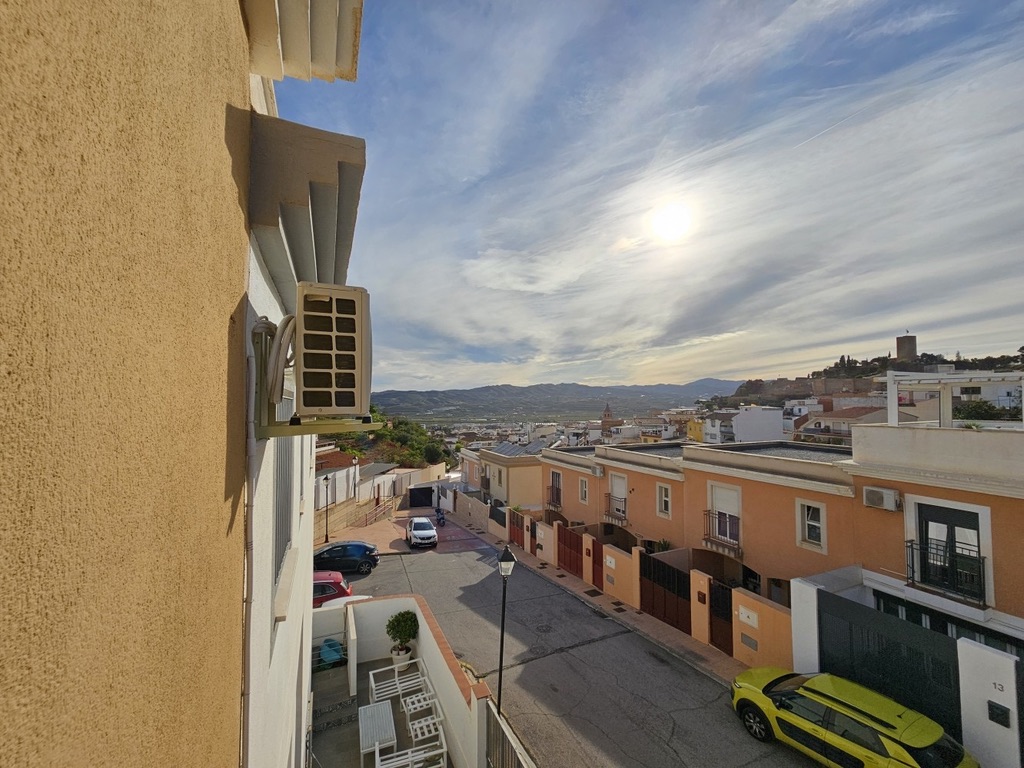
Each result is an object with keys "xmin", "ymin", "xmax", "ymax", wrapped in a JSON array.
[
  {"xmin": 294, "ymin": 282, "xmax": 371, "ymax": 417},
  {"xmin": 863, "ymin": 486, "xmax": 900, "ymax": 512},
  {"xmin": 592, "ymin": 465, "xmax": 605, "ymax": 477}
]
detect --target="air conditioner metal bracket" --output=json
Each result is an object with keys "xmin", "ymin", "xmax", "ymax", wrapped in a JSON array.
[{"xmin": 254, "ymin": 332, "xmax": 379, "ymax": 440}]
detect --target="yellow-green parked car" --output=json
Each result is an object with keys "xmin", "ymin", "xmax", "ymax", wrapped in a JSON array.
[{"xmin": 732, "ymin": 668, "xmax": 980, "ymax": 767}]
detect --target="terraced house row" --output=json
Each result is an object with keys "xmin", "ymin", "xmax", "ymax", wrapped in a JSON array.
[{"xmin": 459, "ymin": 371, "xmax": 1024, "ymax": 768}]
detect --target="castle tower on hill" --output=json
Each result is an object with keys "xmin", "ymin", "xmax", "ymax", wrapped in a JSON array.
[{"xmin": 896, "ymin": 334, "xmax": 918, "ymax": 361}]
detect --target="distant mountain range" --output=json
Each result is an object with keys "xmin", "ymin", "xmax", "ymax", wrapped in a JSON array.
[{"xmin": 370, "ymin": 379, "xmax": 743, "ymax": 422}]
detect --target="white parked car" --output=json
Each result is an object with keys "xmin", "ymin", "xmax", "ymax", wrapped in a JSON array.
[{"xmin": 405, "ymin": 516, "xmax": 438, "ymax": 548}]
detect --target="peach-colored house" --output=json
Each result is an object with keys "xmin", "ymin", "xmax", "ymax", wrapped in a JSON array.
[
  {"xmin": 539, "ymin": 442, "xmax": 685, "ymax": 551},
  {"xmin": 459, "ymin": 447, "xmax": 483, "ymax": 490},
  {"xmin": 477, "ymin": 441, "xmax": 547, "ymax": 511}
]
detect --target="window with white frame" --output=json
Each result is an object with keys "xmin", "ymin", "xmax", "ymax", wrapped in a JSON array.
[
  {"xmin": 657, "ymin": 484, "xmax": 671, "ymax": 519},
  {"xmin": 709, "ymin": 483, "xmax": 740, "ymax": 542},
  {"xmin": 579, "ymin": 477, "xmax": 588, "ymax": 503},
  {"xmin": 498, "ymin": 469, "xmax": 503, "ymax": 486},
  {"xmin": 795, "ymin": 500, "xmax": 827, "ymax": 553}
]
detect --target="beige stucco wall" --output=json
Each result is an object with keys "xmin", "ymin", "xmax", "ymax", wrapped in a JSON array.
[
  {"xmin": 1, "ymin": 2, "xmax": 251, "ymax": 765},
  {"xmin": 731, "ymin": 589, "xmax": 793, "ymax": 670}
]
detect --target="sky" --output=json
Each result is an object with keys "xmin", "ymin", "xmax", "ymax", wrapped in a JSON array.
[{"xmin": 276, "ymin": 0, "xmax": 1024, "ymax": 393}]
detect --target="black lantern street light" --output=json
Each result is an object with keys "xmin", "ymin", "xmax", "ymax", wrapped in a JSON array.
[
  {"xmin": 322, "ymin": 475, "xmax": 331, "ymax": 544},
  {"xmin": 496, "ymin": 544, "xmax": 517, "ymax": 716}
]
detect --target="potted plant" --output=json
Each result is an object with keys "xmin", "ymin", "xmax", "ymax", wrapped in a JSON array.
[{"xmin": 386, "ymin": 609, "xmax": 419, "ymax": 671}]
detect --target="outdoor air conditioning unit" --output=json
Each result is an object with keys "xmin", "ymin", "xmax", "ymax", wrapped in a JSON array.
[
  {"xmin": 592, "ymin": 465, "xmax": 605, "ymax": 477},
  {"xmin": 863, "ymin": 486, "xmax": 900, "ymax": 512},
  {"xmin": 294, "ymin": 282, "xmax": 371, "ymax": 417}
]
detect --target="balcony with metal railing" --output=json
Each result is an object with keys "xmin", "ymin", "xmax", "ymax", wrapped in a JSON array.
[
  {"xmin": 603, "ymin": 494, "xmax": 627, "ymax": 526},
  {"xmin": 545, "ymin": 485, "xmax": 562, "ymax": 512},
  {"xmin": 703, "ymin": 509, "xmax": 742, "ymax": 561},
  {"xmin": 906, "ymin": 539, "xmax": 987, "ymax": 606}
]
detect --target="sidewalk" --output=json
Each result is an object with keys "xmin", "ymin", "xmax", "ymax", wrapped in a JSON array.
[{"xmin": 335, "ymin": 505, "xmax": 747, "ymax": 688}]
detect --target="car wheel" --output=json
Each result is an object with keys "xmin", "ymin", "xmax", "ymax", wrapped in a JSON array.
[
  {"xmin": 357, "ymin": 560, "xmax": 373, "ymax": 575},
  {"xmin": 739, "ymin": 703, "xmax": 774, "ymax": 742}
]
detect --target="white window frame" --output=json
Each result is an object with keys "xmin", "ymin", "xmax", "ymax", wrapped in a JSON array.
[
  {"xmin": 795, "ymin": 499, "xmax": 827, "ymax": 554},
  {"xmin": 579, "ymin": 477, "xmax": 588, "ymax": 503},
  {"xmin": 656, "ymin": 483, "xmax": 671, "ymax": 519},
  {"xmin": 497, "ymin": 468, "xmax": 503, "ymax": 487},
  {"xmin": 708, "ymin": 481, "xmax": 741, "ymax": 543},
  {"xmin": 904, "ymin": 493, "xmax": 994, "ymax": 610}
]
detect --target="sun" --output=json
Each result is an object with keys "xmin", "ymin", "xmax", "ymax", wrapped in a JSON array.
[{"xmin": 649, "ymin": 201, "xmax": 693, "ymax": 243}]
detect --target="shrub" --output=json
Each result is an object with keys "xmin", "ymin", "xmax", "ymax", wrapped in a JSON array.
[{"xmin": 386, "ymin": 610, "xmax": 419, "ymax": 652}]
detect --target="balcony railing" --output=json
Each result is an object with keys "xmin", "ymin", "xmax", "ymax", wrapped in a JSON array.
[
  {"xmin": 603, "ymin": 494, "xmax": 627, "ymax": 526},
  {"xmin": 703, "ymin": 509, "xmax": 742, "ymax": 561},
  {"xmin": 546, "ymin": 485, "xmax": 562, "ymax": 511},
  {"xmin": 906, "ymin": 539, "xmax": 986, "ymax": 606}
]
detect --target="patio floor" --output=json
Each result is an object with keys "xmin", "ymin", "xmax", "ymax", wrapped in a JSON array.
[{"xmin": 311, "ymin": 659, "xmax": 449, "ymax": 768}]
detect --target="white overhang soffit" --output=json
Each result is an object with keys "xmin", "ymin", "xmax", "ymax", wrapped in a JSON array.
[
  {"xmin": 245, "ymin": 0, "xmax": 363, "ymax": 82},
  {"xmin": 249, "ymin": 113, "xmax": 365, "ymax": 313}
]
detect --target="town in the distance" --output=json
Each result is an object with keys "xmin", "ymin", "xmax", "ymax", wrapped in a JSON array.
[{"xmin": 366, "ymin": 334, "xmax": 1022, "ymax": 456}]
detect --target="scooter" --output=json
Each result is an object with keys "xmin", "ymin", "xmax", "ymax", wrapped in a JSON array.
[{"xmin": 435, "ymin": 507, "xmax": 446, "ymax": 527}]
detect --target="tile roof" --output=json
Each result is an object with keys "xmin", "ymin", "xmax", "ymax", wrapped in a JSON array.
[{"xmin": 315, "ymin": 450, "xmax": 361, "ymax": 471}]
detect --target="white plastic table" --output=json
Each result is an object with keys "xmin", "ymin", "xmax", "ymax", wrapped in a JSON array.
[{"xmin": 358, "ymin": 701, "xmax": 396, "ymax": 767}]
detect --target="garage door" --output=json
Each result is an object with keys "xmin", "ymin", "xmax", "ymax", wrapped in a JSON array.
[{"xmin": 409, "ymin": 487, "xmax": 434, "ymax": 508}]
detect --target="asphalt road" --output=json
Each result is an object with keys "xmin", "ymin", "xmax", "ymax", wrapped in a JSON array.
[{"xmin": 350, "ymin": 542, "xmax": 817, "ymax": 768}]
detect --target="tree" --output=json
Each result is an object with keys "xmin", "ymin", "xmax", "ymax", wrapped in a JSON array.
[
  {"xmin": 423, "ymin": 442, "xmax": 445, "ymax": 465},
  {"xmin": 953, "ymin": 400, "xmax": 1002, "ymax": 420}
]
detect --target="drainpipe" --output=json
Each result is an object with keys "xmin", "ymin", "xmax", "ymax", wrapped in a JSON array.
[{"xmin": 241, "ymin": 317, "xmax": 273, "ymax": 767}]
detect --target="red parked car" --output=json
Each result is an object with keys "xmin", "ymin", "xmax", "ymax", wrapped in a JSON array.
[{"xmin": 313, "ymin": 570, "xmax": 352, "ymax": 608}]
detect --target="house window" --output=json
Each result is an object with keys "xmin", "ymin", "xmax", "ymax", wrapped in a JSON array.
[
  {"xmin": 657, "ymin": 484, "xmax": 671, "ymax": 519},
  {"xmin": 548, "ymin": 471, "xmax": 562, "ymax": 507},
  {"xmin": 498, "ymin": 469, "xmax": 503, "ymax": 486},
  {"xmin": 914, "ymin": 503, "xmax": 984, "ymax": 603},
  {"xmin": 579, "ymin": 477, "xmax": 588, "ymax": 503},
  {"xmin": 709, "ymin": 483, "xmax": 740, "ymax": 543},
  {"xmin": 796, "ymin": 500, "xmax": 827, "ymax": 553}
]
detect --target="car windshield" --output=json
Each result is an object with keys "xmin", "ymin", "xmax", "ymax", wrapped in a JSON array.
[
  {"xmin": 903, "ymin": 733, "xmax": 965, "ymax": 768},
  {"xmin": 413, "ymin": 522, "xmax": 433, "ymax": 531},
  {"xmin": 764, "ymin": 673, "xmax": 814, "ymax": 694}
]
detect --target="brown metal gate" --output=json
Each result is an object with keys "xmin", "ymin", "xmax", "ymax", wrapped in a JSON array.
[
  {"xmin": 592, "ymin": 540, "xmax": 603, "ymax": 589},
  {"xmin": 508, "ymin": 508, "xmax": 525, "ymax": 549},
  {"xmin": 639, "ymin": 552, "xmax": 691, "ymax": 634},
  {"xmin": 709, "ymin": 579, "xmax": 733, "ymax": 655},
  {"xmin": 557, "ymin": 525, "xmax": 583, "ymax": 578}
]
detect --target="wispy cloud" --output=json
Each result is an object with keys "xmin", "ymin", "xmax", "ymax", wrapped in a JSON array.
[
  {"xmin": 852, "ymin": 6, "xmax": 959, "ymax": 41},
  {"xmin": 277, "ymin": 1, "xmax": 1024, "ymax": 391}
]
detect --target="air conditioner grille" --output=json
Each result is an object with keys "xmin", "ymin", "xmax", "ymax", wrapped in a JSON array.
[
  {"xmin": 295, "ymin": 282, "xmax": 371, "ymax": 417},
  {"xmin": 863, "ymin": 486, "xmax": 899, "ymax": 511}
]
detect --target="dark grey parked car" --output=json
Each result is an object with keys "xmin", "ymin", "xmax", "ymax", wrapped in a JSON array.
[{"xmin": 313, "ymin": 541, "xmax": 380, "ymax": 575}]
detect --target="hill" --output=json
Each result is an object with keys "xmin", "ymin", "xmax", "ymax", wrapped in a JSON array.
[{"xmin": 370, "ymin": 379, "xmax": 742, "ymax": 422}]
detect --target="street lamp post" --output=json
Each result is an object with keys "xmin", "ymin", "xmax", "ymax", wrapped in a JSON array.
[
  {"xmin": 322, "ymin": 475, "xmax": 330, "ymax": 544},
  {"xmin": 496, "ymin": 544, "xmax": 517, "ymax": 716}
]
